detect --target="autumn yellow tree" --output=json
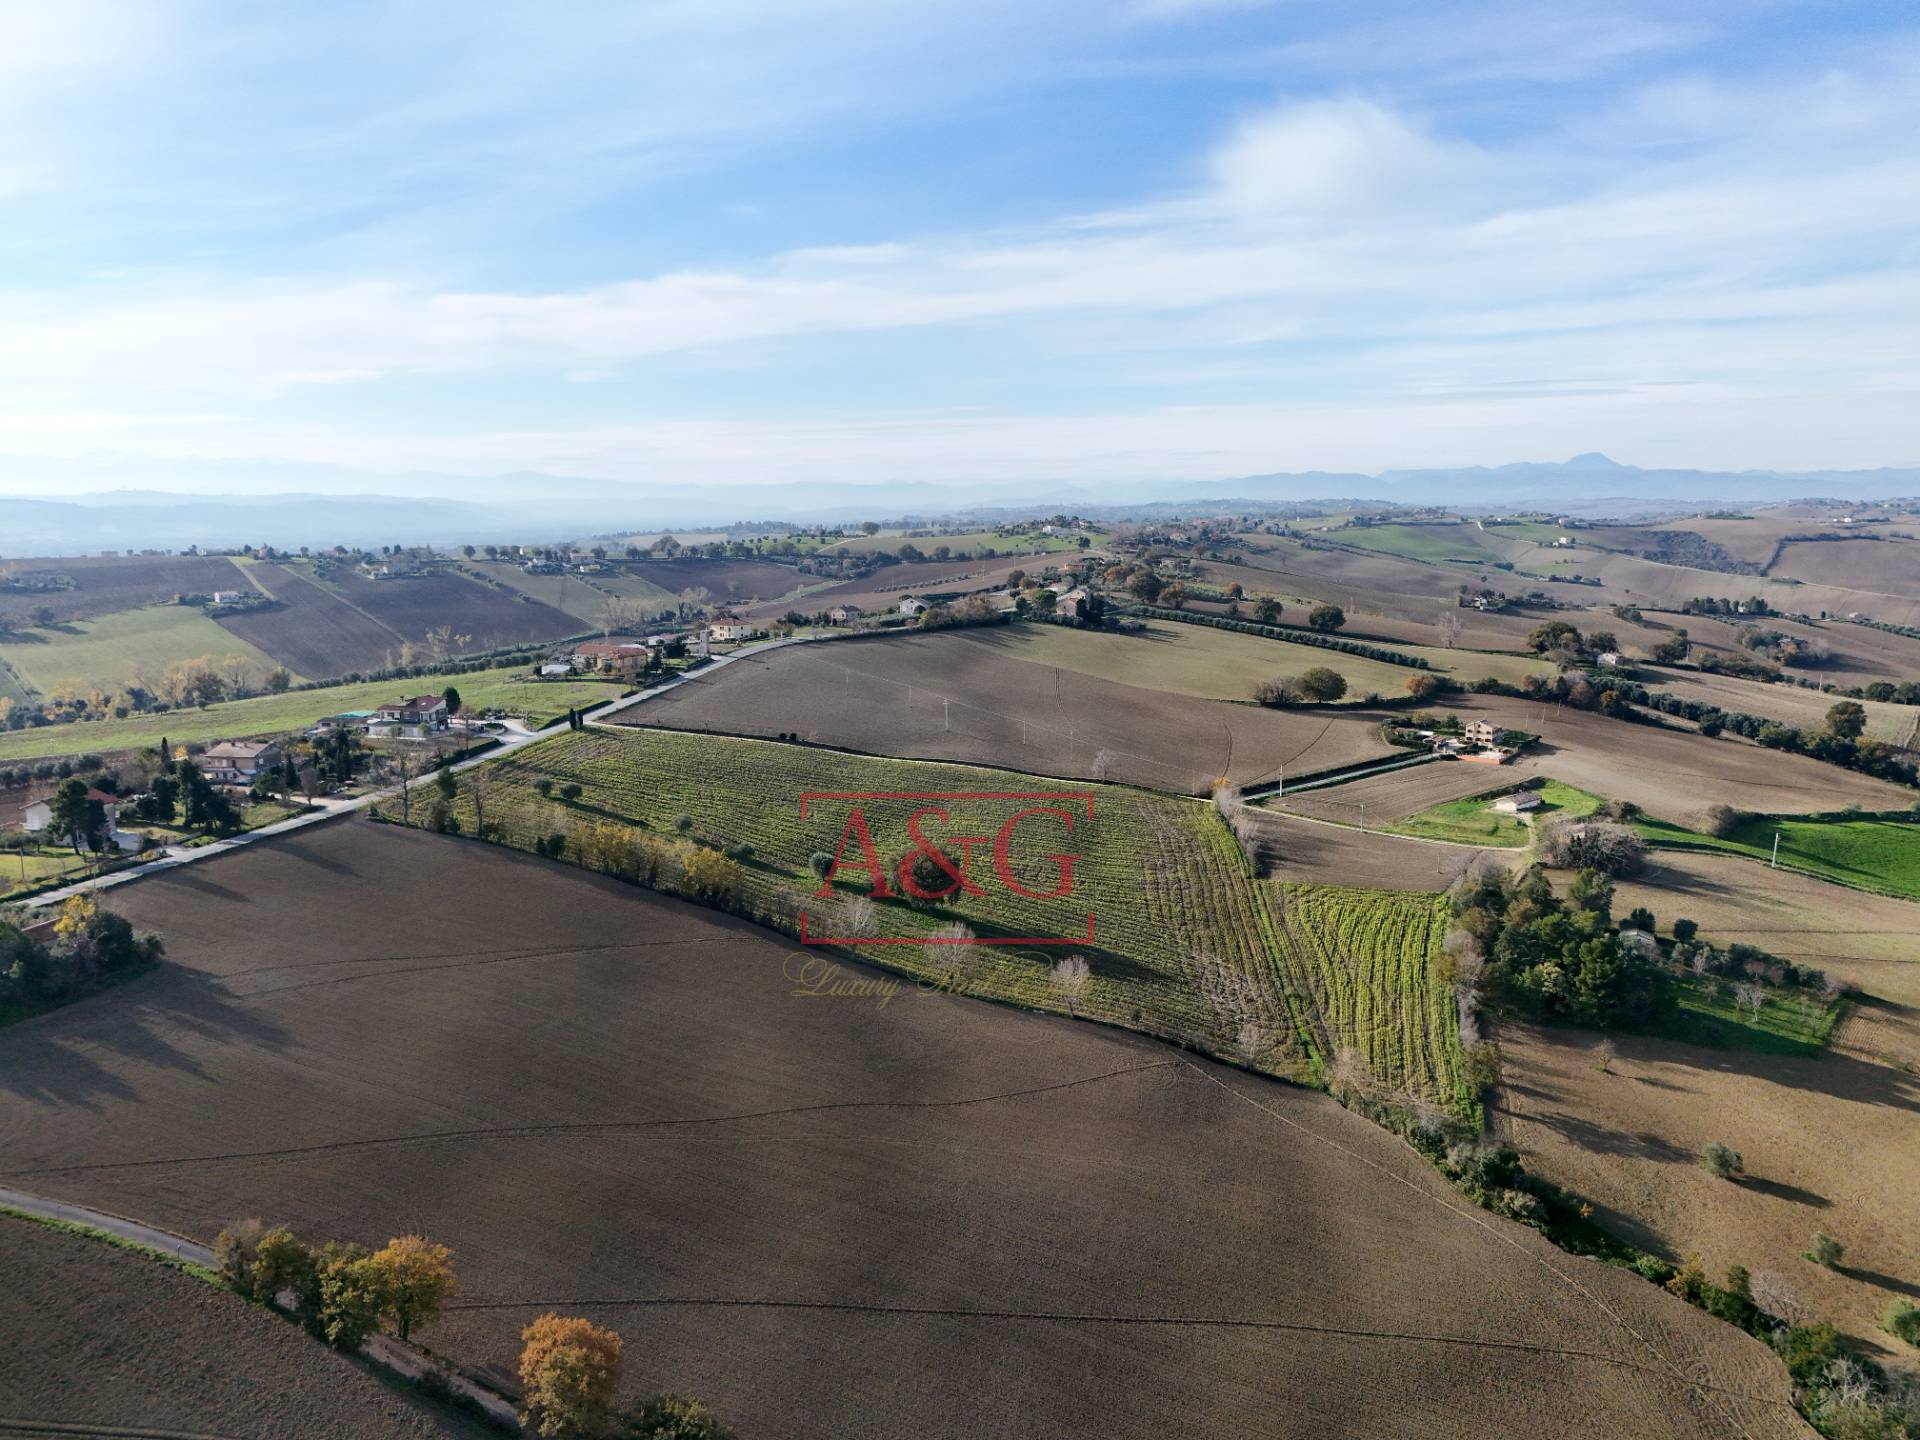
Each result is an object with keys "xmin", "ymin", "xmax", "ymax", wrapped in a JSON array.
[
  {"xmin": 52, "ymin": 894, "xmax": 97, "ymax": 942},
  {"xmin": 366, "ymin": 1234, "xmax": 458, "ymax": 1341},
  {"xmin": 519, "ymin": 1313, "xmax": 624, "ymax": 1439}
]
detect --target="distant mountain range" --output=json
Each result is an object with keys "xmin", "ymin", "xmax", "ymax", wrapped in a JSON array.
[{"xmin": 0, "ymin": 453, "xmax": 1913, "ymax": 553}]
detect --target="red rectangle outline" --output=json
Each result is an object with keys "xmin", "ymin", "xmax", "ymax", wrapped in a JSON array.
[{"xmin": 798, "ymin": 788, "xmax": 1096, "ymax": 945}]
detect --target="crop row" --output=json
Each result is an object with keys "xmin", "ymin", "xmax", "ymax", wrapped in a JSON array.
[
  {"xmin": 1262, "ymin": 883, "xmax": 1466, "ymax": 1111},
  {"xmin": 420, "ymin": 729, "xmax": 1457, "ymax": 1097}
]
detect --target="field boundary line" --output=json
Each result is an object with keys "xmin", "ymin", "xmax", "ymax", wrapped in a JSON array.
[
  {"xmin": 435, "ymin": 1294, "xmax": 1792, "ymax": 1400},
  {"xmin": 1172, "ymin": 1059, "xmax": 1781, "ymax": 1440},
  {"xmin": 0, "ymin": 1421, "xmax": 243, "ymax": 1440},
  {"xmin": 3, "ymin": 1061, "xmax": 1181, "ymax": 1178}
]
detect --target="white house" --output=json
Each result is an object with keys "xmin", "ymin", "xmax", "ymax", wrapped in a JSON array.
[
  {"xmin": 367, "ymin": 694, "xmax": 451, "ymax": 739},
  {"xmin": 899, "ymin": 596, "xmax": 929, "ymax": 617},
  {"xmin": 23, "ymin": 789, "xmax": 143, "ymax": 853},
  {"xmin": 828, "ymin": 604, "xmax": 864, "ymax": 625},
  {"xmin": 707, "ymin": 612, "xmax": 754, "ymax": 643},
  {"xmin": 210, "ymin": 589, "xmax": 245, "ymax": 604},
  {"xmin": 1595, "ymin": 651, "xmax": 1621, "ymax": 667}
]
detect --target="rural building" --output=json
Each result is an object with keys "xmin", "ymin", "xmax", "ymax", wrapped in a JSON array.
[
  {"xmin": 707, "ymin": 612, "xmax": 754, "ymax": 643},
  {"xmin": 311, "ymin": 710, "xmax": 373, "ymax": 735},
  {"xmin": 1463, "ymin": 720, "xmax": 1499, "ymax": 746},
  {"xmin": 23, "ymin": 790, "xmax": 143, "ymax": 853},
  {"xmin": 368, "ymin": 695, "xmax": 450, "ymax": 739},
  {"xmin": 1595, "ymin": 651, "xmax": 1621, "ymax": 667},
  {"xmin": 828, "ymin": 604, "xmax": 864, "ymax": 624},
  {"xmin": 200, "ymin": 739, "xmax": 283, "ymax": 786},
  {"xmin": 1054, "ymin": 586, "xmax": 1090, "ymax": 620},
  {"xmin": 210, "ymin": 589, "xmax": 245, "ymax": 604},
  {"xmin": 899, "ymin": 596, "xmax": 929, "ymax": 617},
  {"xmin": 572, "ymin": 640, "xmax": 653, "ymax": 673},
  {"xmin": 1490, "ymin": 791, "xmax": 1542, "ymax": 815},
  {"xmin": 522, "ymin": 559, "xmax": 563, "ymax": 575}
]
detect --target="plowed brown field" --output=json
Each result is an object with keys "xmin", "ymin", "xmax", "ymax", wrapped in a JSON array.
[
  {"xmin": 616, "ymin": 631, "xmax": 1392, "ymax": 793},
  {"xmin": 0, "ymin": 824, "xmax": 1812, "ymax": 1440},
  {"xmin": 0, "ymin": 1216, "xmax": 485, "ymax": 1438}
]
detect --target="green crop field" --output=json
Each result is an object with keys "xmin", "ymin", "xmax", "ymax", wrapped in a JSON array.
[
  {"xmin": 0, "ymin": 606, "xmax": 287, "ymax": 701},
  {"xmin": 1638, "ymin": 812, "xmax": 1920, "ymax": 901},
  {"xmin": 0, "ymin": 664, "xmax": 626, "ymax": 763},
  {"xmin": 1389, "ymin": 780, "xmax": 1605, "ymax": 847},
  {"xmin": 404, "ymin": 728, "xmax": 1468, "ymax": 1110},
  {"xmin": 1330, "ymin": 524, "xmax": 1493, "ymax": 564},
  {"xmin": 1262, "ymin": 883, "xmax": 1467, "ymax": 1108}
]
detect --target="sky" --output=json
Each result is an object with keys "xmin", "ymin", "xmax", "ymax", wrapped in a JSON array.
[{"xmin": 3, "ymin": 0, "xmax": 1919, "ymax": 495}]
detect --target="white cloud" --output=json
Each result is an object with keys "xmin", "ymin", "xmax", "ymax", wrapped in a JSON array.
[{"xmin": 1205, "ymin": 97, "xmax": 1489, "ymax": 216}]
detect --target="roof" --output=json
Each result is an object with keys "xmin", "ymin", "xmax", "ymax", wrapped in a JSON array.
[
  {"xmin": 379, "ymin": 695, "xmax": 446, "ymax": 711},
  {"xmin": 202, "ymin": 740, "xmax": 278, "ymax": 759}
]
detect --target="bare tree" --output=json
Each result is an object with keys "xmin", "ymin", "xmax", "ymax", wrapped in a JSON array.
[
  {"xmin": 1436, "ymin": 610, "xmax": 1464, "ymax": 648},
  {"xmin": 1050, "ymin": 954, "xmax": 1092, "ymax": 1016},
  {"xmin": 1327, "ymin": 1045, "xmax": 1375, "ymax": 1103},
  {"xmin": 392, "ymin": 747, "xmax": 419, "ymax": 823},
  {"xmin": 1734, "ymin": 981, "xmax": 1766, "ymax": 1023},
  {"xmin": 1748, "ymin": 1270, "xmax": 1804, "ymax": 1326},
  {"xmin": 466, "ymin": 765, "xmax": 490, "ymax": 839},
  {"xmin": 842, "ymin": 893, "xmax": 879, "ymax": 940},
  {"xmin": 1593, "ymin": 1037, "xmax": 1617, "ymax": 1074},
  {"xmin": 1234, "ymin": 1020, "xmax": 1273, "ymax": 1068},
  {"xmin": 1089, "ymin": 748, "xmax": 1115, "ymax": 781}
]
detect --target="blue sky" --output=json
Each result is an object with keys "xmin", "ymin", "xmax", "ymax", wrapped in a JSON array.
[{"xmin": 3, "ymin": 0, "xmax": 1918, "ymax": 493}]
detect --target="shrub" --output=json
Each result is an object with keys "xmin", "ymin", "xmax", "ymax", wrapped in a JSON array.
[
  {"xmin": 559, "ymin": 783, "xmax": 584, "ymax": 803},
  {"xmin": 214, "ymin": 1219, "xmax": 268, "ymax": 1296},
  {"xmin": 1705, "ymin": 803, "xmax": 1752, "ymax": 838},
  {"xmin": 1253, "ymin": 677, "xmax": 1305, "ymax": 708},
  {"xmin": 1673, "ymin": 917, "xmax": 1698, "ymax": 942},
  {"xmin": 1701, "ymin": 1142, "xmax": 1745, "ymax": 1180},
  {"xmin": 673, "ymin": 814, "xmax": 694, "ymax": 834},
  {"xmin": 682, "ymin": 849, "xmax": 744, "ymax": 905},
  {"xmin": 808, "ymin": 851, "xmax": 834, "ymax": 881},
  {"xmin": 1307, "ymin": 603, "xmax": 1345, "ymax": 632},
  {"xmin": 625, "ymin": 1394, "xmax": 735, "ymax": 1439},
  {"xmin": 251, "ymin": 1227, "xmax": 318, "ymax": 1313},
  {"xmin": 1805, "ymin": 1232, "xmax": 1847, "ymax": 1269},
  {"xmin": 1885, "ymin": 1301, "xmax": 1920, "ymax": 1347}
]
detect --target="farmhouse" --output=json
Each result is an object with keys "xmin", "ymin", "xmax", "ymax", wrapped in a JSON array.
[
  {"xmin": 200, "ymin": 739, "xmax": 283, "ymax": 786},
  {"xmin": 311, "ymin": 709, "xmax": 373, "ymax": 735},
  {"xmin": 1463, "ymin": 720, "xmax": 1499, "ymax": 746},
  {"xmin": 23, "ymin": 789, "xmax": 143, "ymax": 853},
  {"xmin": 367, "ymin": 694, "xmax": 450, "ymax": 739},
  {"xmin": 899, "ymin": 596, "xmax": 930, "ymax": 617},
  {"xmin": 522, "ymin": 559, "xmax": 564, "ymax": 575},
  {"xmin": 572, "ymin": 639, "xmax": 654, "ymax": 673},
  {"xmin": 1054, "ymin": 586, "xmax": 1091, "ymax": 620},
  {"xmin": 1490, "ymin": 791, "xmax": 1542, "ymax": 816},
  {"xmin": 707, "ymin": 612, "xmax": 754, "ymax": 643},
  {"xmin": 210, "ymin": 589, "xmax": 245, "ymax": 604},
  {"xmin": 828, "ymin": 604, "xmax": 865, "ymax": 624},
  {"xmin": 1595, "ymin": 650, "xmax": 1621, "ymax": 667}
]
